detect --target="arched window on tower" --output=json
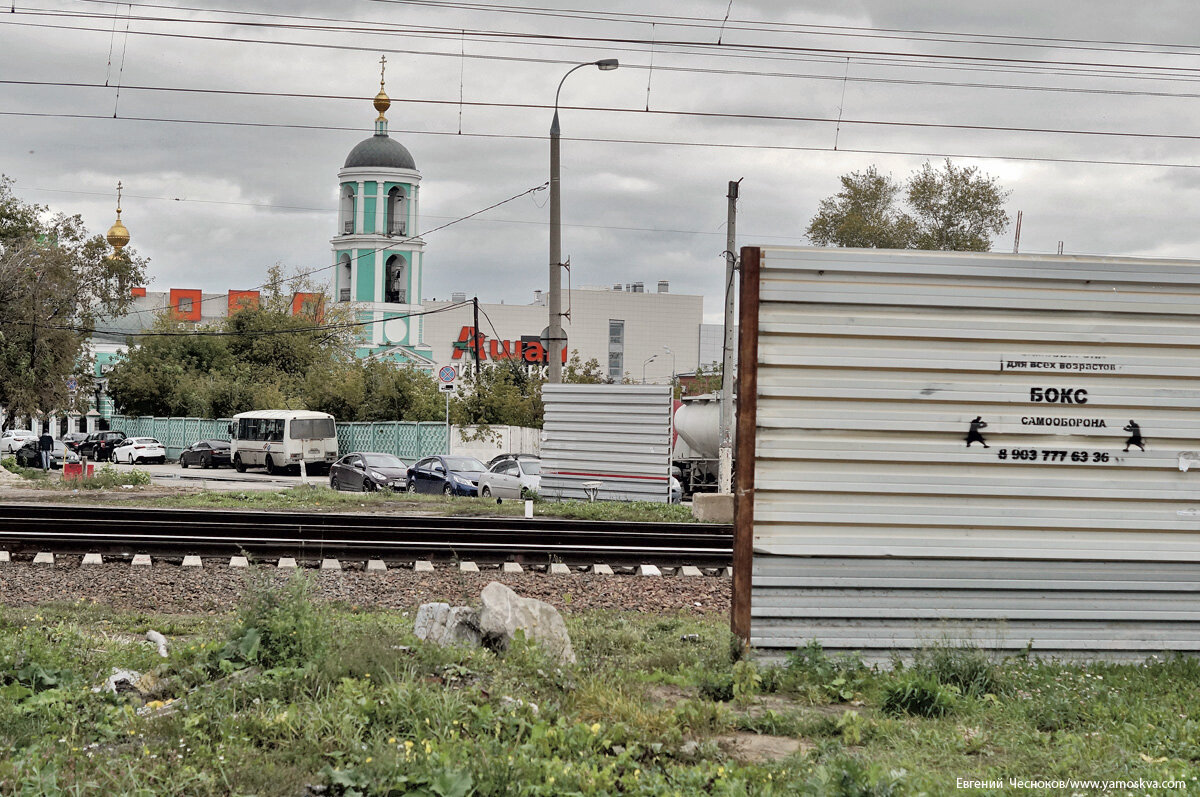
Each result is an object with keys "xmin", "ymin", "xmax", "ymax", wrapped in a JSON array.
[
  {"xmin": 340, "ymin": 185, "xmax": 356, "ymax": 235},
  {"xmin": 385, "ymin": 254, "xmax": 408, "ymax": 304},
  {"xmin": 338, "ymin": 253, "xmax": 352, "ymax": 302},
  {"xmin": 386, "ymin": 187, "xmax": 407, "ymax": 236}
]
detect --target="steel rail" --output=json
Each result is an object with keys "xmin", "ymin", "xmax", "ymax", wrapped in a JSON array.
[{"xmin": 0, "ymin": 504, "xmax": 733, "ymax": 566}]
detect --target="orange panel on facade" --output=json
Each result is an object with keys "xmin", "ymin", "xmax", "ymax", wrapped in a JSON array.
[
  {"xmin": 228, "ymin": 290, "xmax": 260, "ymax": 314},
  {"xmin": 130, "ymin": 286, "xmax": 146, "ymax": 297},
  {"xmin": 291, "ymin": 292, "xmax": 324, "ymax": 321},
  {"xmin": 169, "ymin": 288, "xmax": 203, "ymax": 321}
]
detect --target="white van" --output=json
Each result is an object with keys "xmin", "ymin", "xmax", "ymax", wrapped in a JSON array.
[{"xmin": 229, "ymin": 410, "xmax": 339, "ymax": 475}]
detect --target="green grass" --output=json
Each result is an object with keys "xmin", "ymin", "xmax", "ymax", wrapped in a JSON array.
[
  {"xmin": 2, "ymin": 585, "xmax": 1199, "ymax": 795},
  {"xmin": 16, "ymin": 481, "xmax": 703, "ymax": 523},
  {"xmin": 1, "ymin": 457, "xmax": 152, "ymax": 489}
]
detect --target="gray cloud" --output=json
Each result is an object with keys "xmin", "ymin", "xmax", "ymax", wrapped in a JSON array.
[{"xmin": 3, "ymin": 0, "xmax": 1200, "ymax": 325}]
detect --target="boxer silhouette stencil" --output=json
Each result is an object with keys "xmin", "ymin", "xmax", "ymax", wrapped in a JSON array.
[
  {"xmin": 965, "ymin": 416, "xmax": 989, "ymax": 448},
  {"xmin": 1123, "ymin": 420, "xmax": 1146, "ymax": 452}
]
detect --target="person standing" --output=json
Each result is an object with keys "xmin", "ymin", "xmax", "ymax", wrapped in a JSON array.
[{"xmin": 37, "ymin": 429, "xmax": 54, "ymax": 471}]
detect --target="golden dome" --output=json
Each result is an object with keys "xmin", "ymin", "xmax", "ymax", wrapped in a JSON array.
[
  {"xmin": 106, "ymin": 181, "xmax": 129, "ymax": 257},
  {"xmin": 106, "ymin": 216, "xmax": 129, "ymax": 250},
  {"xmin": 374, "ymin": 53, "xmax": 390, "ymax": 120},
  {"xmin": 374, "ymin": 88, "xmax": 390, "ymax": 119}
]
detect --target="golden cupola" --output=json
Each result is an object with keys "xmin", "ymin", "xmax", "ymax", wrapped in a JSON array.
[
  {"xmin": 374, "ymin": 54, "xmax": 391, "ymax": 120},
  {"xmin": 106, "ymin": 181, "xmax": 130, "ymax": 258}
]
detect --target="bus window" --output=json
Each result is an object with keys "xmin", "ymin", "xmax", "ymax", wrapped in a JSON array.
[{"xmin": 291, "ymin": 418, "xmax": 335, "ymax": 439}]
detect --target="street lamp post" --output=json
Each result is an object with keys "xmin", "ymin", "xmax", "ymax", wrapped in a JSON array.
[
  {"xmin": 642, "ymin": 354, "xmax": 658, "ymax": 384},
  {"xmin": 662, "ymin": 346, "xmax": 676, "ymax": 389},
  {"xmin": 548, "ymin": 58, "xmax": 619, "ymax": 384}
]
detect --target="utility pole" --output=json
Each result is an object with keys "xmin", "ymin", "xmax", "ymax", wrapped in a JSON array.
[
  {"xmin": 472, "ymin": 296, "xmax": 482, "ymax": 385},
  {"xmin": 718, "ymin": 179, "xmax": 741, "ymax": 494},
  {"xmin": 1012, "ymin": 210, "xmax": 1023, "ymax": 254}
]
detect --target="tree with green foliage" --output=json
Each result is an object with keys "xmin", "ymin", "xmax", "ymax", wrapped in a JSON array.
[
  {"xmin": 806, "ymin": 159, "xmax": 1011, "ymax": 251},
  {"xmin": 107, "ymin": 264, "xmax": 358, "ymax": 418},
  {"xmin": 0, "ymin": 177, "xmax": 148, "ymax": 427}
]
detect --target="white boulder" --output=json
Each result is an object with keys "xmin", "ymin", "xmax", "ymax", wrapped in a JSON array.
[{"xmin": 478, "ymin": 581, "xmax": 575, "ymax": 664}]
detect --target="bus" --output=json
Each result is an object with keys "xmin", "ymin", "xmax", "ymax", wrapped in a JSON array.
[{"xmin": 228, "ymin": 410, "xmax": 339, "ymax": 475}]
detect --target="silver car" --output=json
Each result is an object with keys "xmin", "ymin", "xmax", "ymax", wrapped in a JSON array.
[{"xmin": 477, "ymin": 456, "xmax": 541, "ymax": 499}]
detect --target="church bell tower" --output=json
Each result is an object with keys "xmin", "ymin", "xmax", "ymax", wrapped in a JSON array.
[{"xmin": 330, "ymin": 56, "xmax": 433, "ymax": 366}]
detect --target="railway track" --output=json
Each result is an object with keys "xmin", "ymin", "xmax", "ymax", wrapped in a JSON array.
[{"xmin": 0, "ymin": 504, "xmax": 733, "ymax": 568}]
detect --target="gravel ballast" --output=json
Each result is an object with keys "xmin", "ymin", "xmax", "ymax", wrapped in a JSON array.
[{"xmin": 0, "ymin": 561, "xmax": 730, "ymax": 615}]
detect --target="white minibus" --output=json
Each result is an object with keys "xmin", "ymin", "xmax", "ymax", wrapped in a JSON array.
[{"xmin": 228, "ymin": 410, "xmax": 339, "ymax": 475}]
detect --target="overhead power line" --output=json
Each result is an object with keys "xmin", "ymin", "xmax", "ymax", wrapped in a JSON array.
[
  {"xmin": 11, "ymin": 11, "xmax": 1200, "ymax": 83},
  {"xmin": 8, "ymin": 78, "xmax": 1200, "ymax": 144},
  {"xmin": 2, "ymin": 108, "xmax": 1197, "ymax": 171},
  {"xmin": 56, "ymin": 298, "xmax": 473, "ymax": 338},
  {"xmin": 103, "ymin": 181, "xmax": 548, "ymax": 321}
]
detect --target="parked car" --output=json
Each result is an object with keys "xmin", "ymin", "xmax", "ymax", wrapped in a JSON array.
[
  {"xmin": 477, "ymin": 456, "xmax": 541, "ymax": 499},
  {"xmin": 179, "ymin": 439, "xmax": 232, "ymax": 469},
  {"xmin": 406, "ymin": 455, "xmax": 487, "ymax": 497},
  {"xmin": 670, "ymin": 475, "xmax": 682, "ymax": 504},
  {"xmin": 112, "ymin": 437, "xmax": 166, "ymax": 465},
  {"xmin": 0, "ymin": 429, "xmax": 36, "ymax": 454},
  {"xmin": 485, "ymin": 452, "xmax": 542, "ymax": 469},
  {"xmin": 61, "ymin": 431, "xmax": 90, "ymax": 452},
  {"xmin": 13, "ymin": 439, "xmax": 78, "ymax": 469},
  {"xmin": 76, "ymin": 431, "xmax": 127, "ymax": 462},
  {"xmin": 329, "ymin": 452, "xmax": 409, "ymax": 492}
]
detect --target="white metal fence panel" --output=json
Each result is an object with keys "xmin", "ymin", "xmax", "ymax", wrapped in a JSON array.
[
  {"xmin": 743, "ymin": 247, "xmax": 1200, "ymax": 659},
  {"xmin": 540, "ymin": 384, "xmax": 673, "ymax": 502}
]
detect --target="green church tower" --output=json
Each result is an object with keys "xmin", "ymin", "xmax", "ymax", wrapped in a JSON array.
[{"xmin": 330, "ymin": 56, "xmax": 434, "ymax": 367}]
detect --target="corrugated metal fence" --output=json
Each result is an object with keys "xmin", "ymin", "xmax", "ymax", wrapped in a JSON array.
[
  {"xmin": 735, "ymin": 246, "xmax": 1200, "ymax": 661},
  {"xmin": 540, "ymin": 384, "xmax": 673, "ymax": 502},
  {"xmin": 109, "ymin": 415, "xmax": 449, "ymax": 462}
]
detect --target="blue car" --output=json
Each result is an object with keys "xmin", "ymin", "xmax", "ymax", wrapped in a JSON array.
[{"xmin": 406, "ymin": 455, "xmax": 487, "ymax": 497}]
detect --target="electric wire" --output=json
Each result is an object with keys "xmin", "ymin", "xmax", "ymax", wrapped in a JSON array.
[
  {"xmin": 9, "ymin": 77, "xmax": 1200, "ymax": 145},
  {"xmin": 99, "ymin": 181, "xmax": 548, "ymax": 322},
  {"xmin": 3, "ymin": 108, "xmax": 1196, "ymax": 170}
]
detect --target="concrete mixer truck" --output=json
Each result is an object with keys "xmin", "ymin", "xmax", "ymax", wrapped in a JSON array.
[{"xmin": 672, "ymin": 393, "xmax": 735, "ymax": 496}]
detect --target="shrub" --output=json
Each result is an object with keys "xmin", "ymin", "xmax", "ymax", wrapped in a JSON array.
[
  {"xmin": 805, "ymin": 757, "xmax": 906, "ymax": 796},
  {"xmin": 785, "ymin": 640, "xmax": 869, "ymax": 701},
  {"xmin": 912, "ymin": 644, "xmax": 1003, "ymax": 697},
  {"xmin": 882, "ymin": 675, "xmax": 957, "ymax": 718},
  {"xmin": 698, "ymin": 672, "xmax": 735, "ymax": 702},
  {"xmin": 229, "ymin": 573, "xmax": 331, "ymax": 669}
]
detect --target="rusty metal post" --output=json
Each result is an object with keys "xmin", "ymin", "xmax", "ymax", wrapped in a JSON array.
[{"xmin": 731, "ymin": 246, "xmax": 761, "ymax": 645}]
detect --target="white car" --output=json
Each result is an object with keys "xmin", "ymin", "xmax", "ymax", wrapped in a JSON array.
[
  {"xmin": 112, "ymin": 437, "xmax": 167, "ymax": 465},
  {"xmin": 477, "ymin": 456, "xmax": 541, "ymax": 499},
  {"xmin": 1, "ymin": 429, "xmax": 36, "ymax": 454}
]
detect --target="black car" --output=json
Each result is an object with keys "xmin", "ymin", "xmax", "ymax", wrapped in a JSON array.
[
  {"xmin": 179, "ymin": 439, "xmax": 232, "ymax": 469},
  {"xmin": 329, "ymin": 452, "xmax": 409, "ymax": 492},
  {"xmin": 76, "ymin": 431, "xmax": 127, "ymax": 462},
  {"xmin": 61, "ymin": 432, "xmax": 90, "ymax": 452},
  {"xmin": 14, "ymin": 439, "xmax": 78, "ymax": 470},
  {"xmin": 406, "ymin": 455, "xmax": 486, "ymax": 497}
]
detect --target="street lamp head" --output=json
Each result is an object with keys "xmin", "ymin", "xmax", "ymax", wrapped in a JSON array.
[{"xmin": 595, "ymin": 59, "xmax": 619, "ymax": 71}]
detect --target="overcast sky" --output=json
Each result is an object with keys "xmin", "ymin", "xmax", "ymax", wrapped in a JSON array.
[{"xmin": 4, "ymin": 0, "xmax": 1200, "ymax": 325}]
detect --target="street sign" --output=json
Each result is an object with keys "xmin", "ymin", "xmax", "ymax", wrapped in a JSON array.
[
  {"xmin": 65, "ymin": 377, "xmax": 78, "ymax": 393},
  {"xmin": 439, "ymin": 382, "xmax": 455, "ymax": 393},
  {"xmin": 438, "ymin": 365, "xmax": 457, "ymax": 384}
]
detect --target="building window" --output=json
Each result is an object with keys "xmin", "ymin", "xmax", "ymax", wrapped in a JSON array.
[
  {"xmin": 386, "ymin": 255, "xmax": 408, "ymax": 304},
  {"xmin": 608, "ymin": 319, "xmax": 625, "ymax": 379},
  {"xmin": 386, "ymin": 186, "xmax": 407, "ymax": 236},
  {"xmin": 178, "ymin": 297, "xmax": 193, "ymax": 315},
  {"xmin": 340, "ymin": 185, "xmax": 356, "ymax": 234}
]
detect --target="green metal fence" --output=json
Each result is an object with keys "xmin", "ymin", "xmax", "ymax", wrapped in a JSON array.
[{"xmin": 108, "ymin": 415, "xmax": 449, "ymax": 462}]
